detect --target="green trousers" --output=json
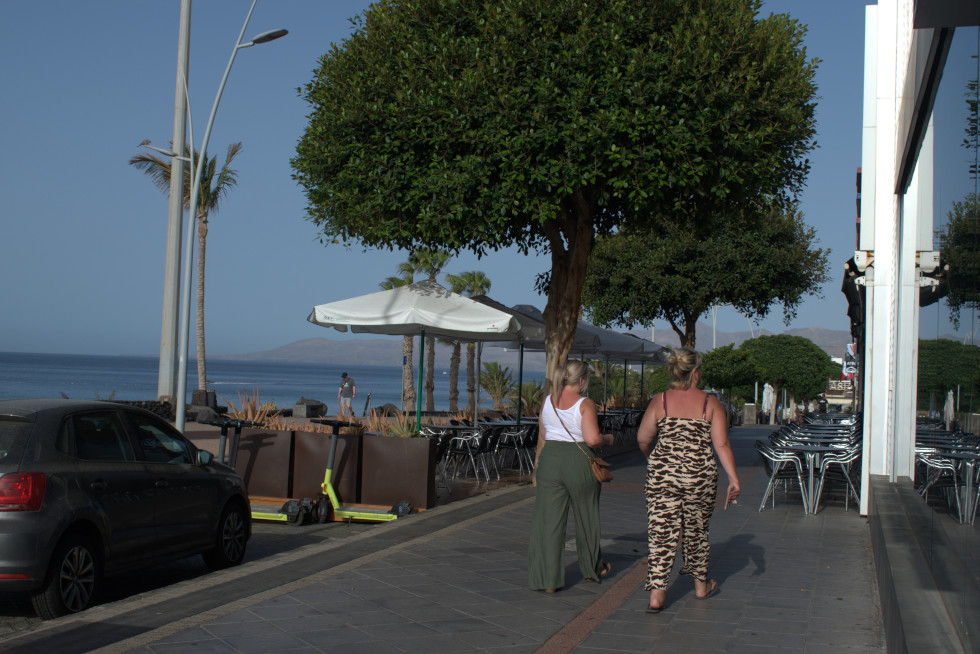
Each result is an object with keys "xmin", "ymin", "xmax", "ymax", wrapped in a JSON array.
[{"xmin": 528, "ymin": 441, "xmax": 603, "ymax": 590}]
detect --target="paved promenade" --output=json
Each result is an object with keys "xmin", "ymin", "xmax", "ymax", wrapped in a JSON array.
[{"xmin": 0, "ymin": 426, "xmax": 885, "ymax": 653}]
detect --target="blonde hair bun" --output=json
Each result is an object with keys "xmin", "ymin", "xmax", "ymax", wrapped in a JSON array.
[{"xmin": 667, "ymin": 348, "xmax": 702, "ymax": 390}]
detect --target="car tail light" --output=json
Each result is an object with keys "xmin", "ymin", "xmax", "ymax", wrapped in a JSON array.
[{"xmin": 0, "ymin": 472, "xmax": 47, "ymax": 511}]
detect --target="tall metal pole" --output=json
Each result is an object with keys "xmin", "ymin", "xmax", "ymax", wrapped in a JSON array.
[
  {"xmin": 158, "ymin": 0, "xmax": 191, "ymax": 402},
  {"xmin": 175, "ymin": 1, "xmax": 287, "ymax": 431},
  {"xmin": 416, "ymin": 331, "xmax": 425, "ymax": 431},
  {"xmin": 516, "ymin": 343, "xmax": 524, "ymax": 425}
]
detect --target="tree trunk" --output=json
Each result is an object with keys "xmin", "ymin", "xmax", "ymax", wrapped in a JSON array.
[
  {"xmin": 465, "ymin": 342, "xmax": 476, "ymax": 417},
  {"xmin": 683, "ymin": 309, "xmax": 698, "ymax": 349},
  {"xmin": 667, "ymin": 309, "xmax": 701, "ymax": 349},
  {"xmin": 448, "ymin": 341, "xmax": 461, "ymax": 413},
  {"xmin": 401, "ymin": 335, "xmax": 415, "ymax": 410},
  {"xmin": 539, "ymin": 191, "xmax": 596, "ymax": 464},
  {"xmin": 195, "ymin": 214, "xmax": 208, "ymax": 391},
  {"xmin": 424, "ymin": 335, "xmax": 435, "ymax": 412},
  {"xmin": 769, "ymin": 382, "xmax": 781, "ymax": 425}
]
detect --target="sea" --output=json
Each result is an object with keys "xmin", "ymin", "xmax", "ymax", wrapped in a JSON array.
[{"xmin": 0, "ymin": 351, "xmax": 543, "ymax": 414}]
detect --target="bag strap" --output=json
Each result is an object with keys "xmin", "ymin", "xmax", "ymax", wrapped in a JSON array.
[{"xmin": 551, "ymin": 395, "xmax": 594, "ymax": 461}]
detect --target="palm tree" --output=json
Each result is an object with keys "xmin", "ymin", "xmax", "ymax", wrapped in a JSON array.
[
  {"xmin": 480, "ymin": 361, "xmax": 515, "ymax": 412},
  {"xmin": 507, "ymin": 379, "xmax": 545, "ymax": 416},
  {"xmin": 130, "ymin": 142, "xmax": 242, "ymax": 392},
  {"xmin": 445, "ymin": 271, "xmax": 491, "ymax": 416},
  {"xmin": 406, "ymin": 248, "xmax": 451, "ymax": 412},
  {"xmin": 380, "ymin": 268, "xmax": 415, "ymax": 410}
]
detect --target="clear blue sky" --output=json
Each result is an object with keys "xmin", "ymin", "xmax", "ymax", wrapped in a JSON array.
[{"xmin": 0, "ymin": 1, "xmax": 872, "ymax": 357}]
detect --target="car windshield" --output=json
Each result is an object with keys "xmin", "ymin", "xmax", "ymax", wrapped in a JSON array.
[{"xmin": 0, "ymin": 416, "xmax": 33, "ymax": 464}]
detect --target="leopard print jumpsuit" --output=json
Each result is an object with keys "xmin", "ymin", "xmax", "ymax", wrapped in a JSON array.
[{"xmin": 644, "ymin": 392, "xmax": 718, "ymax": 590}]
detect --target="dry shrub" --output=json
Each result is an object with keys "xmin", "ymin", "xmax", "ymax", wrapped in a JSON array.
[{"xmin": 221, "ymin": 387, "xmax": 275, "ymax": 424}]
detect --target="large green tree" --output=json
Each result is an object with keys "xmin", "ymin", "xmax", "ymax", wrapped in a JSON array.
[
  {"xmin": 582, "ymin": 202, "xmax": 828, "ymax": 348},
  {"xmin": 938, "ymin": 195, "xmax": 980, "ymax": 328},
  {"xmin": 292, "ymin": 0, "xmax": 818, "ymax": 384},
  {"xmin": 739, "ymin": 335, "xmax": 837, "ymax": 423},
  {"xmin": 130, "ymin": 142, "xmax": 242, "ymax": 393},
  {"xmin": 917, "ymin": 338, "xmax": 980, "ymax": 409},
  {"xmin": 702, "ymin": 344, "xmax": 760, "ymax": 400}
]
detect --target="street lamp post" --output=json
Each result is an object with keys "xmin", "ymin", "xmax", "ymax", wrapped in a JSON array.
[{"xmin": 171, "ymin": 1, "xmax": 286, "ymax": 431}]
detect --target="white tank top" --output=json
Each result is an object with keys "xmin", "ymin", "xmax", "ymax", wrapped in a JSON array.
[{"xmin": 541, "ymin": 394, "xmax": 586, "ymax": 442}]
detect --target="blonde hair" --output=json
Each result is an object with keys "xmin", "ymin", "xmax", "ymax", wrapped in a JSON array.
[
  {"xmin": 667, "ymin": 348, "xmax": 702, "ymax": 390},
  {"xmin": 552, "ymin": 359, "xmax": 591, "ymax": 398}
]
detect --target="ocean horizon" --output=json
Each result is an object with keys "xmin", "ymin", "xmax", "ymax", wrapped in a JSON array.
[{"xmin": 0, "ymin": 351, "xmax": 543, "ymax": 415}]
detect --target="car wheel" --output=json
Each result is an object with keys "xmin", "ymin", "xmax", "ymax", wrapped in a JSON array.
[
  {"xmin": 31, "ymin": 533, "xmax": 99, "ymax": 620},
  {"xmin": 203, "ymin": 502, "xmax": 248, "ymax": 570}
]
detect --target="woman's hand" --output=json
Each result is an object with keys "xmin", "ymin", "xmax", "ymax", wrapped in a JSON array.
[{"xmin": 726, "ymin": 476, "xmax": 741, "ymax": 505}]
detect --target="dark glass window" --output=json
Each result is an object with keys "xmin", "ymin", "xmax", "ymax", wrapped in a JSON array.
[{"xmin": 125, "ymin": 412, "xmax": 191, "ymax": 465}]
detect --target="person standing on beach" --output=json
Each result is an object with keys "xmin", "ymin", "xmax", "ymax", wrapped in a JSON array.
[{"xmin": 338, "ymin": 372, "xmax": 356, "ymax": 421}]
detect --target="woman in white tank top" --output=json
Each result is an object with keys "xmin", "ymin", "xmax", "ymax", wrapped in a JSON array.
[{"xmin": 528, "ymin": 359, "xmax": 614, "ymax": 593}]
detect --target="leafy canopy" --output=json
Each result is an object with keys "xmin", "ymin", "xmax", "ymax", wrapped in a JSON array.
[
  {"xmin": 292, "ymin": 0, "xmax": 818, "ymax": 255},
  {"xmin": 738, "ymin": 334, "xmax": 837, "ymax": 401},
  {"xmin": 702, "ymin": 344, "xmax": 760, "ymax": 392},
  {"xmin": 582, "ymin": 201, "xmax": 828, "ymax": 347}
]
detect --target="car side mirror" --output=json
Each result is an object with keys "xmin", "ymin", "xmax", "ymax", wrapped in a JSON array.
[{"xmin": 196, "ymin": 450, "xmax": 213, "ymax": 467}]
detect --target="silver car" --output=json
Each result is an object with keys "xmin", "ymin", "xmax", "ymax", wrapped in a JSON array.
[{"xmin": 0, "ymin": 399, "xmax": 250, "ymax": 619}]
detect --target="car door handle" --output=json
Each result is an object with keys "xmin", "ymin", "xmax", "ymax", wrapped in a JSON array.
[
  {"xmin": 155, "ymin": 480, "xmax": 170, "ymax": 488},
  {"xmin": 90, "ymin": 480, "xmax": 108, "ymax": 491}
]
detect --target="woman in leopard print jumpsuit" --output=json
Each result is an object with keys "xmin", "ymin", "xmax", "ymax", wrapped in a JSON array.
[{"xmin": 636, "ymin": 348, "xmax": 740, "ymax": 613}]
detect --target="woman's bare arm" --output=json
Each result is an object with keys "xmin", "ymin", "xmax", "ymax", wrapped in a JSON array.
[
  {"xmin": 580, "ymin": 398, "xmax": 612, "ymax": 448},
  {"xmin": 708, "ymin": 396, "xmax": 740, "ymax": 500},
  {"xmin": 636, "ymin": 395, "xmax": 661, "ymax": 458}
]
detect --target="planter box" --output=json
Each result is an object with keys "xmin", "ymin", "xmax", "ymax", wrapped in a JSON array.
[
  {"xmin": 232, "ymin": 428, "xmax": 294, "ymax": 498},
  {"xmin": 292, "ymin": 431, "xmax": 361, "ymax": 503},
  {"xmin": 360, "ymin": 433, "xmax": 436, "ymax": 509}
]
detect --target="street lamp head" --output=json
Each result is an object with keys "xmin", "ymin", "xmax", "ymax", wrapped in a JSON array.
[{"xmin": 250, "ymin": 28, "xmax": 288, "ymax": 44}]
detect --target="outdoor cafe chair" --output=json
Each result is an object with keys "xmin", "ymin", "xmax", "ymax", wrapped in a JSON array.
[
  {"xmin": 447, "ymin": 427, "xmax": 485, "ymax": 482},
  {"xmin": 476, "ymin": 426, "xmax": 504, "ymax": 481},
  {"xmin": 495, "ymin": 426, "xmax": 534, "ymax": 475},
  {"xmin": 915, "ymin": 449, "xmax": 963, "ymax": 520},
  {"xmin": 755, "ymin": 440, "xmax": 809, "ymax": 513},
  {"xmin": 812, "ymin": 440, "xmax": 862, "ymax": 513},
  {"xmin": 419, "ymin": 426, "xmax": 454, "ymax": 496}
]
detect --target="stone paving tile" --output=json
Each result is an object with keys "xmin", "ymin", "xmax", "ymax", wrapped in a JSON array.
[
  {"xmin": 203, "ymin": 621, "xmax": 288, "ymax": 639},
  {"xmin": 667, "ymin": 618, "xmax": 739, "ymax": 636},
  {"xmin": 147, "ymin": 641, "xmax": 237, "ymax": 654},
  {"xmin": 338, "ymin": 610, "xmax": 413, "ymax": 627},
  {"xmin": 576, "ymin": 631, "xmax": 666, "ymax": 652},
  {"xmin": 219, "ymin": 632, "xmax": 313, "ymax": 652},
  {"xmin": 804, "ymin": 645, "xmax": 885, "ymax": 653},
  {"xmin": 260, "ymin": 614, "xmax": 347, "ymax": 633},
  {"xmin": 454, "ymin": 626, "xmax": 539, "ymax": 649},
  {"xmin": 641, "ymin": 630, "xmax": 732, "ymax": 650},
  {"xmin": 805, "ymin": 628, "xmax": 884, "ymax": 648},
  {"xmin": 388, "ymin": 633, "xmax": 483, "ymax": 653},
  {"xmin": 738, "ymin": 616, "xmax": 810, "ymax": 635},
  {"xmin": 727, "ymin": 644, "xmax": 804, "ymax": 654},
  {"xmin": 287, "ymin": 626, "xmax": 375, "ymax": 648},
  {"xmin": 732, "ymin": 628, "xmax": 806, "ymax": 649}
]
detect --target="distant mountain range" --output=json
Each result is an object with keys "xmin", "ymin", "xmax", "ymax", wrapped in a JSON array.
[{"xmin": 212, "ymin": 324, "xmax": 854, "ymax": 369}]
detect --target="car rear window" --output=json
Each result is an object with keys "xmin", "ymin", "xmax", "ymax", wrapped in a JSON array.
[{"xmin": 0, "ymin": 416, "xmax": 33, "ymax": 464}]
